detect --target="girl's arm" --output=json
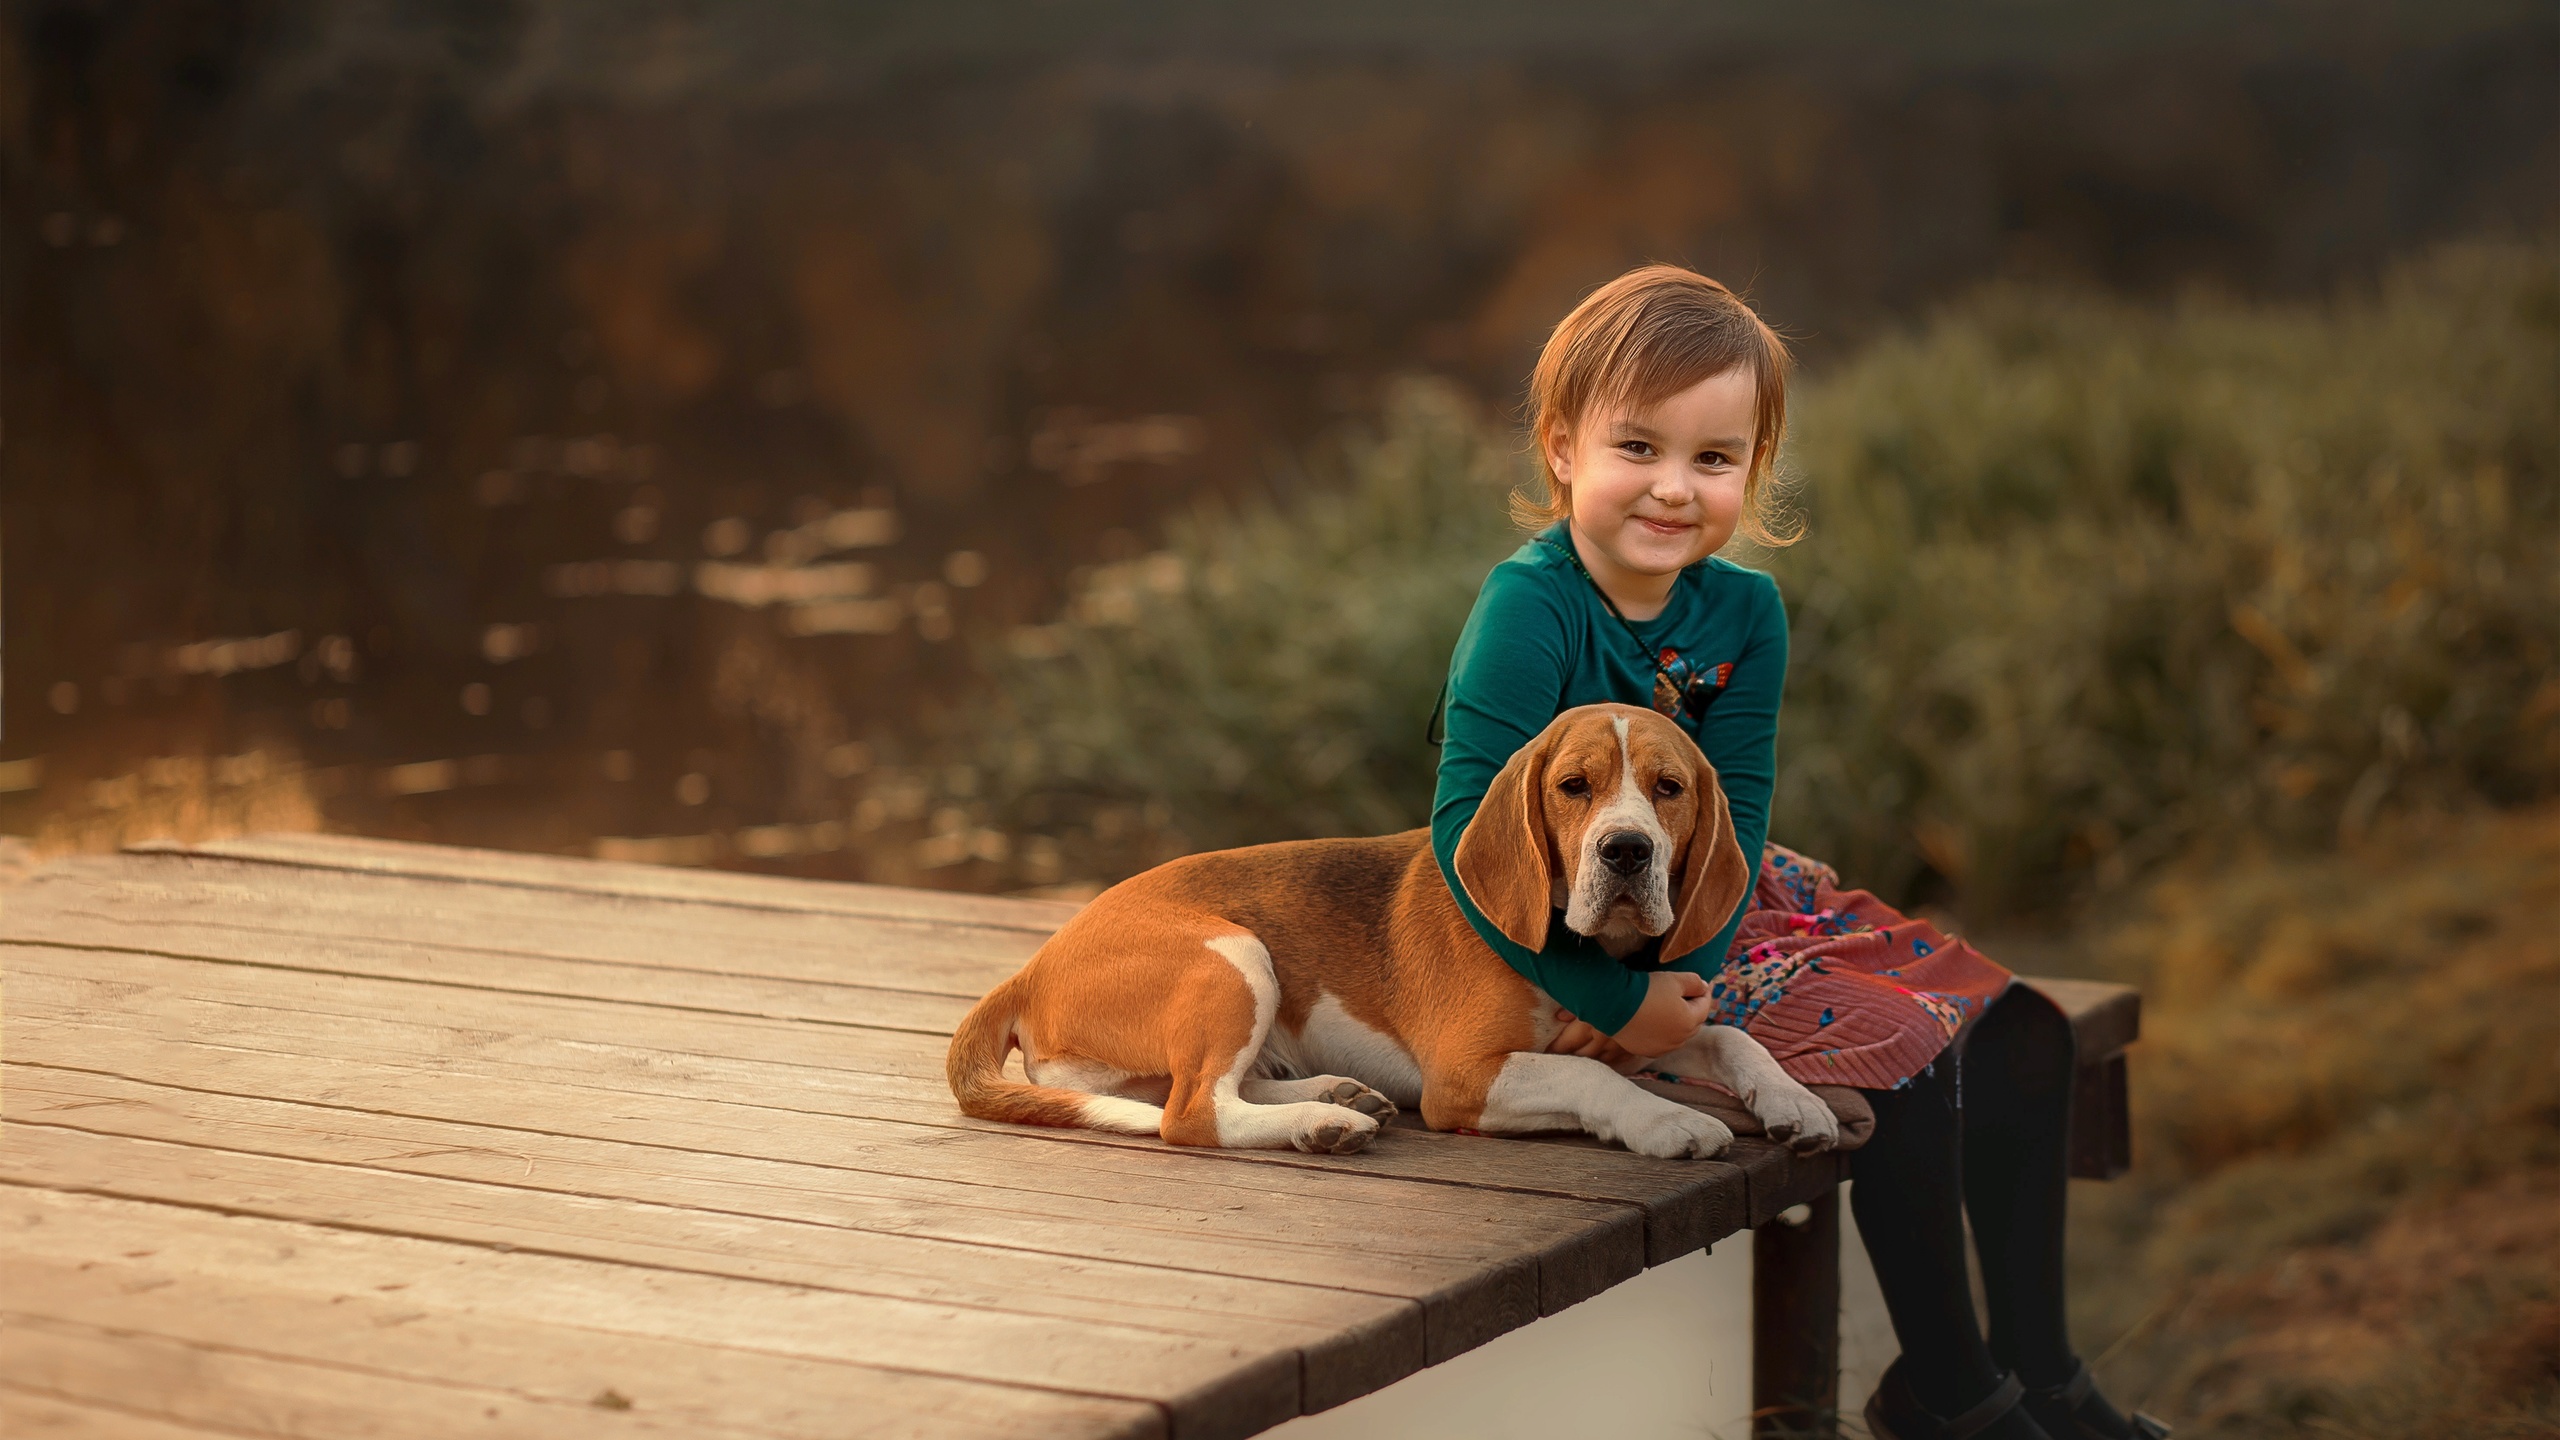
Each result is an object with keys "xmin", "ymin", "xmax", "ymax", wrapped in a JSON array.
[
  {"xmin": 1664, "ymin": 571, "xmax": 1788, "ymax": 979},
  {"xmin": 1531, "ymin": 571, "xmax": 1791, "ymax": 1057},
  {"xmin": 1430, "ymin": 568, "xmax": 1658, "ymax": 1037}
]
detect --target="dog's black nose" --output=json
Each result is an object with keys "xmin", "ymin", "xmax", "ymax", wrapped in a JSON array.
[{"xmin": 1598, "ymin": 830, "xmax": 1653, "ymax": 876}]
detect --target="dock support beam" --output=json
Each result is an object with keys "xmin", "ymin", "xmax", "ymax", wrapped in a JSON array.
[{"xmin": 1752, "ymin": 1187, "xmax": 1840, "ymax": 1439}]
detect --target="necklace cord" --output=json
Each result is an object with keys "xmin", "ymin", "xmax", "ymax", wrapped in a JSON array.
[{"xmin": 1545, "ymin": 532, "xmax": 1668, "ymax": 665}]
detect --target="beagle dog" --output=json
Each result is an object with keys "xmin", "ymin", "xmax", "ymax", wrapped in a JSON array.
[{"xmin": 946, "ymin": 703, "xmax": 1840, "ymax": 1159}]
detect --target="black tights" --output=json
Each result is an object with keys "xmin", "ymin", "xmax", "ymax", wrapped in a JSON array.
[{"xmin": 1850, "ymin": 982, "xmax": 2078, "ymax": 1414}]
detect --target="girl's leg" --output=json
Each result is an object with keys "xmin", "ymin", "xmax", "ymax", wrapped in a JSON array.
[
  {"xmin": 1851, "ymin": 1058, "xmax": 2006, "ymax": 1414},
  {"xmin": 1958, "ymin": 983, "xmax": 2076, "ymax": 1385},
  {"xmin": 1963, "ymin": 984, "xmax": 2156, "ymax": 1440}
]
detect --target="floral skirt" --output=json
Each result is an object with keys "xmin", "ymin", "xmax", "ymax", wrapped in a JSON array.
[{"xmin": 1697, "ymin": 843, "xmax": 2013, "ymax": 1091}]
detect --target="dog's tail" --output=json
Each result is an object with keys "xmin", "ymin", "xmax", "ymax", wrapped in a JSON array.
[{"xmin": 946, "ymin": 975, "xmax": 1143, "ymax": 1132}]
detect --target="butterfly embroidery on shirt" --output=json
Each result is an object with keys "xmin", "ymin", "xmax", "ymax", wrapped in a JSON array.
[{"xmin": 1651, "ymin": 648, "xmax": 1734, "ymax": 721}]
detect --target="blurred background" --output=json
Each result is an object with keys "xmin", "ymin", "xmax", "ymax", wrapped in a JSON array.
[{"xmin": 5, "ymin": 2, "xmax": 2556, "ymax": 1435}]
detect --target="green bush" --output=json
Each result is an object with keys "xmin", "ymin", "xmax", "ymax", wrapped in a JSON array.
[
  {"xmin": 1766, "ymin": 241, "xmax": 2559, "ymax": 913},
  {"xmin": 963, "ymin": 241, "xmax": 2560, "ymax": 914}
]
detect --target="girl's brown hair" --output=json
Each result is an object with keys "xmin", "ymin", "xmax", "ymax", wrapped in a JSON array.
[{"xmin": 1518, "ymin": 264, "xmax": 1797, "ymax": 546}]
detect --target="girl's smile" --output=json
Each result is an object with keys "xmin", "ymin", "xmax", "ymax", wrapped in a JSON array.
[{"xmin": 1543, "ymin": 366, "xmax": 1758, "ymax": 620}]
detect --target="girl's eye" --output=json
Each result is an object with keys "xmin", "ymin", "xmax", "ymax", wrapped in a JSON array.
[
  {"xmin": 1558, "ymin": 775, "xmax": 1591, "ymax": 797},
  {"xmin": 1696, "ymin": 450, "xmax": 1733, "ymax": 468},
  {"xmin": 1616, "ymin": 441, "xmax": 1655, "ymax": 459},
  {"xmin": 1654, "ymin": 777, "xmax": 1684, "ymax": 799}
]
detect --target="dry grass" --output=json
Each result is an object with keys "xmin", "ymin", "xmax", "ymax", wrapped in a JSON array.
[{"xmin": 2069, "ymin": 804, "xmax": 2560, "ymax": 1436}]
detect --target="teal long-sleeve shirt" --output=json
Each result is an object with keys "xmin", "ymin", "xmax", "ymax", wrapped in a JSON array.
[{"xmin": 1430, "ymin": 523, "xmax": 1788, "ymax": 1036}]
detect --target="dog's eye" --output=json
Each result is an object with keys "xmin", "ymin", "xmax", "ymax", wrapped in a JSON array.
[
  {"xmin": 1557, "ymin": 775, "xmax": 1591, "ymax": 797},
  {"xmin": 1654, "ymin": 777, "xmax": 1684, "ymax": 799}
]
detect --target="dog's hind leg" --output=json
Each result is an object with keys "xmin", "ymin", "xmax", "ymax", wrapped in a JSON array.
[
  {"xmin": 1020, "ymin": 1055, "xmax": 1170, "ymax": 1135},
  {"xmin": 1161, "ymin": 934, "xmax": 1383, "ymax": 1154},
  {"xmin": 1063, "ymin": 1093, "xmax": 1166, "ymax": 1135},
  {"xmin": 1239, "ymin": 1076, "xmax": 1398, "ymax": 1118}
]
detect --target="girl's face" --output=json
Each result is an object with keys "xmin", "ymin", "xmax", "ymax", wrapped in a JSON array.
[{"xmin": 1547, "ymin": 366, "xmax": 1757, "ymax": 582}]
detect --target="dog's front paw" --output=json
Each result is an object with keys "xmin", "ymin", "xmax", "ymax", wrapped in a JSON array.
[
  {"xmin": 1749, "ymin": 1080, "xmax": 1840, "ymax": 1155},
  {"xmin": 1291, "ymin": 1107, "xmax": 1382, "ymax": 1155},
  {"xmin": 1620, "ymin": 1104, "xmax": 1734, "ymax": 1160}
]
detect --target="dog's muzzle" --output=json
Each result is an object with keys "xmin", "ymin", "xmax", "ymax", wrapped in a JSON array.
[
  {"xmin": 1569, "ymin": 827, "xmax": 1674, "ymax": 940},
  {"xmin": 1597, "ymin": 830, "xmax": 1653, "ymax": 877}
]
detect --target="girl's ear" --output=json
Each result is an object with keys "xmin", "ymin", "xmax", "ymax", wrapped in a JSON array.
[
  {"xmin": 1455, "ymin": 727, "xmax": 1558, "ymax": 952},
  {"xmin": 1542, "ymin": 419, "xmax": 1575, "ymax": 491},
  {"xmin": 1660, "ymin": 763, "xmax": 1752, "ymax": 968}
]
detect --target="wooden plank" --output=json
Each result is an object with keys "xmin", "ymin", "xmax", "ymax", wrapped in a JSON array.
[
  {"xmin": 9, "ymin": 865, "xmax": 1867, "ymax": 1229},
  {"xmin": 22, "ymin": 851, "xmax": 1790, "ymax": 1250},
  {"xmin": 4, "ymin": 1253, "xmax": 1158, "ymax": 1440},
  {"xmin": 12, "ymin": 854, "xmax": 1036, "ymax": 1000},
  {"xmin": 1751, "ymin": 1188, "xmax": 1841, "ymax": 1440},
  {"xmin": 4, "ymin": 919, "xmax": 975, "ymax": 1036},
  {"xmin": 3, "ymin": 1034, "xmax": 1641, "ymax": 1262},
  {"xmin": 0, "ymin": 1188, "xmax": 1169, "ymax": 1440},
  {"xmin": 4, "ymin": 908, "xmax": 1849, "ymax": 1226},
  {"xmin": 0, "ymin": 1174, "xmax": 1293, "ymax": 1440},
  {"xmin": 6, "ymin": 1064, "xmax": 1641, "ymax": 1380},
  {"xmin": 0, "ymin": 1384, "xmax": 239, "ymax": 1440},
  {"xmin": 2069, "ymin": 1052, "xmax": 2133, "ymax": 1181},
  {"xmin": 1732, "ymin": 1140, "xmax": 1848, "ymax": 1230},
  {"xmin": 10, "ymin": 949, "xmax": 1755, "ymax": 1271},
  {"xmin": 2, "ymin": 1062, "xmax": 1626, "ymax": 1272},
  {"xmin": 132, "ymin": 833, "xmax": 1082, "ymax": 934},
  {"xmin": 2019, "ymin": 976, "xmax": 2141, "ymax": 1061},
  {"xmin": 7, "ymin": 1031, "xmax": 1641, "ymax": 1351},
  {"xmin": 3, "ymin": 1315, "xmax": 758, "ymax": 1440},
  {"xmin": 1, "ymin": 947, "xmax": 1002, "ymax": 1121},
  {"xmin": 0, "ymin": 1123, "xmax": 1407, "ymax": 1392},
  {"xmin": 2, "ymin": 840, "xmax": 1861, "ymax": 1439},
  {"xmin": 1, "ymin": 935, "xmax": 1714, "ymax": 1180},
  {"xmin": 5, "ymin": 950, "xmax": 1750, "ymax": 1274}
]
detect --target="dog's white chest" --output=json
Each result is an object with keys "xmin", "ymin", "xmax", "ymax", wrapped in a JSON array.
[{"xmin": 1260, "ymin": 995, "xmax": 1426, "ymax": 1108}]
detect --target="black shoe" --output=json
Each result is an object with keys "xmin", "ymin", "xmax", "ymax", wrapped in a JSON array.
[
  {"xmin": 1864, "ymin": 1360, "xmax": 2056, "ymax": 1440},
  {"xmin": 2021, "ymin": 1359, "xmax": 2171, "ymax": 1440}
]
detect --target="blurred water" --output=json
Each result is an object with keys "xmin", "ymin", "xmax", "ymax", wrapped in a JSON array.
[{"xmin": 7, "ymin": 3, "xmax": 2552, "ymax": 875}]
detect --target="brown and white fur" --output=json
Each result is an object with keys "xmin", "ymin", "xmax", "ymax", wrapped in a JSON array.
[{"xmin": 946, "ymin": 703, "xmax": 1839, "ymax": 1159}]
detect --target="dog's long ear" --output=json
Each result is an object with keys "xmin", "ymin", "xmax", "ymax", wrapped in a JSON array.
[
  {"xmin": 1454, "ymin": 726, "xmax": 1558, "ymax": 952},
  {"xmin": 1659, "ymin": 764, "xmax": 1753, "ymax": 968}
]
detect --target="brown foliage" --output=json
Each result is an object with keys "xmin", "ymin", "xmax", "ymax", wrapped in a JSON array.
[{"xmin": 2068, "ymin": 805, "xmax": 2560, "ymax": 1436}]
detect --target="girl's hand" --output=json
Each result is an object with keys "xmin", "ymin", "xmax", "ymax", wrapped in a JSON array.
[
  {"xmin": 1610, "ymin": 970, "xmax": 1715, "ymax": 1057},
  {"xmin": 1547, "ymin": 1008, "xmax": 1638, "ymax": 1067}
]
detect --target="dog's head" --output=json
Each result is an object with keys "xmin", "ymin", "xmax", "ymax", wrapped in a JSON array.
[{"xmin": 1454, "ymin": 702, "xmax": 1752, "ymax": 963}]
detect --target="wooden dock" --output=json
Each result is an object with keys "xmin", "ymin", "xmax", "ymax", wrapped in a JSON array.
[{"xmin": 1, "ymin": 833, "xmax": 1878, "ymax": 1440}]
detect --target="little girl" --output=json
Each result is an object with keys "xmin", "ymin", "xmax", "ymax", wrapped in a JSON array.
[{"xmin": 1431, "ymin": 266, "xmax": 2165, "ymax": 1440}]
